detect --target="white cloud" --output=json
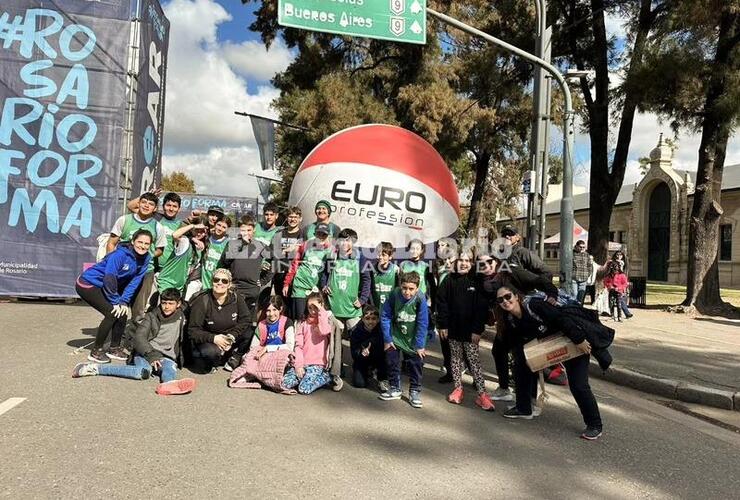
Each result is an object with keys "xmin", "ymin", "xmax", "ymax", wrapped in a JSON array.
[
  {"xmin": 162, "ymin": 146, "xmax": 262, "ymax": 197},
  {"xmin": 604, "ymin": 11, "xmax": 629, "ymax": 40},
  {"xmin": 222, "ymin": 40, "xmax": 293, "ymax": 82},
  {"xmin": 160, "ymin": 0, "xmax": 294, "ymax": 195}
]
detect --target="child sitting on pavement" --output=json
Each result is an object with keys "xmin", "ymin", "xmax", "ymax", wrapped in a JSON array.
[
  {"xmin": 282, "ymin": 292, "xmax": 343, "ymax": 394},
  {"xmin": 379, "ymin": 272, "xmax": 429, "ymax": 408},
  {"xmin": 72, "ymin": 288, "xmax": 196, "ymax": 396},
  {"xmin": 350, "ymin": 305, "xmax": 388, "ymax": 391},
  {"xmin": 228, "ymin": 295, "xmax": 295, "ymax": 389}
]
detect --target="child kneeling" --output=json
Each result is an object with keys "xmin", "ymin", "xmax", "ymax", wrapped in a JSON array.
[
  {"xmin": 379, "ymin": 272, "xmax": 428, "ymax": 408},
  {"xmin": 282, "ymin": 292, "xmax": 342, "ymax": 394},
  {"xmin": 72, "ymin": 288, "xmax": 196, "ymax": 396},
  {"xmin": 350, "ymin": 305, "xmax": 388, "ymax": 391}
]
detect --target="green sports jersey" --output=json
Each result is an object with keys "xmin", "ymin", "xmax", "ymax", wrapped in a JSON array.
[
  {"xmin": 372, "ymin": 263, "xmax": 398, "ymax": 306},
  {"xmin": 201, "ymin": 236, "xmax": 228, "ymax": 289},
  {"xmin": 119, "ymin": 214, "xmax": 160, "ymax": 272},
  {"xmin": 254, "ymin": 222, "xmax": 282, "ymax": 246},
  {"xmin": 158, "ymin": 217, "xmax": 182, "ymax": 264},
  {"xmin": 400, "ymin": 260, "xmax": 430, "ymax": 295},
  {"xmin": 157, "ymin": 239, "xmax": 191, "ymax": 292},
  {"xmin": 328, "ymin": 256, "xmax": 361, "ymax": 319},
  {"xmin": 291, "ymin": 243, "xmax": 330, "ymax": 298},
  {"xmin": 390, "ymin": 290, "xmax": 421, "ymax": 355}
]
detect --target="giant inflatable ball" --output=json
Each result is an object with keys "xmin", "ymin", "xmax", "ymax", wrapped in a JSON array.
[{"xmin": 289, "ymin": 124, "xmax": 460, "ymax": 247}]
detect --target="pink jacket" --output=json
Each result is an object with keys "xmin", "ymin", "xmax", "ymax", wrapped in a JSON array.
[
  {"xmin": 293, "ymin": 310, "xmax": 332, "ymax": 370},
  {"xmin": 604, "ymin": 273, "xmax": 629, "ymax": 294}
]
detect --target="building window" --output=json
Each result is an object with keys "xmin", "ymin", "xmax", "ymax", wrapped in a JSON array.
[
  {"xmin": 720, "ymin": 224, "xmax": 732, "ymax": 261},
  {"xmin": 619, "ymin": 231, "xmax": 627, "ymax": 246},
  {"xmin": 609, "ymin": 231, "xmax": 615, "ymax": 242}
]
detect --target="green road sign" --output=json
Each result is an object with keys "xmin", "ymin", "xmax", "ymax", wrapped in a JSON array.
[{"xmin": 278, "ymin": 0, "xmax": 427, "ymax": 45}]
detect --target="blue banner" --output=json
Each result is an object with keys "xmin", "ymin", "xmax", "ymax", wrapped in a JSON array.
[
  {"xmin": 130, "ymin": 0, "xmax": 169, "ymax": 197},
  {"xmin": 0, "ymin": 0, "xmax": 132, "ymax": 296},
  {"xmin": 176, "ymin": 193, "xmax": 259, "ymax": 217}
]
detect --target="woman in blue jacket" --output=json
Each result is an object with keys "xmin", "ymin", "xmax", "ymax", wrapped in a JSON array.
[{"xmin": 75, "ymin": 229, "xmax": 153, "ymax": 363}]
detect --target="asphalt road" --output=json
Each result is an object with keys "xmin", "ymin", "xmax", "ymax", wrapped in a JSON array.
[{"xmin": 1, "ymin": 302, "xmax": 739, "ymax": 499}]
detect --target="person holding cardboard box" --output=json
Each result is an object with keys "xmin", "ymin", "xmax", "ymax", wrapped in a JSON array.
[{"xmin": 495, "ymin": 285, "xmax": 604, "ymax": 441}]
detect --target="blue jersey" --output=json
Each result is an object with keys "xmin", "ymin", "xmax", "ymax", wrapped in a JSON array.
[{"xmin": 80, "ymin": 245, "xmax": 151, "ymax": 305}]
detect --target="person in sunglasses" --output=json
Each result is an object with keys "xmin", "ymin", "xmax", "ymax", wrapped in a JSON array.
[
  {"xmin": 186, "ymin": 268, "xmax": 252, "ymax": 373},
  {"xmin": 494, "ymin": 284, "xmax": 604, "ymax": 441}
]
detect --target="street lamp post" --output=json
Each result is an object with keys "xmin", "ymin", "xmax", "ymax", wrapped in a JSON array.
[{"xmin": 427, "ymin": 8, "xmax": 576, "ymax": 289}]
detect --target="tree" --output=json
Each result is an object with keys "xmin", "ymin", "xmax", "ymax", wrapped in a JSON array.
[
  {"xmin": 551, "ymin": 0, "xmax": 670, "ymax": 262},
  {"xmin": 634, "ymin": 2, "xmax": 740, "ymax": 314},
  {"xmin": 161, "ymin": 171, "xmax": 196, "ymax": 193}
]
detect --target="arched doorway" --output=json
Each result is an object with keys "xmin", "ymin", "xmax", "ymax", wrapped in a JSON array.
[{"xmin": 648, "ymin": 183, "xmax": 671, "ymax": 281}]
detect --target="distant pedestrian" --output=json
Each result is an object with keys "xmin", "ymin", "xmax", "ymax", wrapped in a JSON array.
[
  {"xmin": 611, "ymin": 250, "xmax": 628, "ymax": 274},
  {"xmin": 604, "ymin": 262, "xmax": 632, "ymax": 321},
  {"xmin": 572, "ymin": 240, "xmax": 593, "ymax": 305},
  {"xmin": 500, "ymin": 225, "xmax": 553, "ymax": 279}
]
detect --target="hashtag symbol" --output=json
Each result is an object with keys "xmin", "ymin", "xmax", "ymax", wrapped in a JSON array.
[{"xmin": 0, "ymin": 11, "xmax": 27, "ymax": 51}]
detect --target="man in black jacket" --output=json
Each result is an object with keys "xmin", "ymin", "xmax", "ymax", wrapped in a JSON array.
[
  {"xmin": 72, "ymin": 288, "xmax": 196, "ymax": 396},
  {"xmin": 500, "ymin": 225, "xmax": 553, "ymax": 280}
]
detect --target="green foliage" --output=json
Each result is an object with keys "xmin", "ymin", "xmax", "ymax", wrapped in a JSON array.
[{"xmin": 161, "ymin": 171, "xmax": 196, "ymax": 193}]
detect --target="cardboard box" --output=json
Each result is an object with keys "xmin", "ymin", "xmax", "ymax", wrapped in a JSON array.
[{"xmin": 524, "ymin": 334, "xmax": 581, "ymax": 372}]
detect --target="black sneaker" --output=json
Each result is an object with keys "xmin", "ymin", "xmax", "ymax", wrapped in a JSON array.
[
  {"xmin": 503, "ymin": 407, "xmax": 533, "ymax": 420},
  {"xmin": 106, "ymin": 346, "xmax": 128, "ymax": 361},
  {"xmin": 223, "ymin": 353, "xmax": 241, "ymax": 372},
  {"xmin": 580, "ymin": 427, "xmax": 603, "ymax": 440},
  {"xmin": 88, "ymin": 348, "xmax": 111, "ymax": 363}
]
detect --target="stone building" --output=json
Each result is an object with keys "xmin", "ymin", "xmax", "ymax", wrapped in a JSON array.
[{"xmin": 500, "ymin": 138, "xmax": 740, "ymax": 288}]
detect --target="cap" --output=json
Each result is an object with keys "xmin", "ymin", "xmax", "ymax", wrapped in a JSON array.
[
  {"xmin": 207, "ymin": 205, "xmax": 225, "ymax": 215},
  {"xmin": 314, "ymin": 200, "xmax": 332, "ymax": 213},
  {"xmin": 315, "ymin": 223, "xmax": 330, "ymax": 236},
  {"xmin": 501, "ymin": 225, "xmax": 518, "ymax": 237}
]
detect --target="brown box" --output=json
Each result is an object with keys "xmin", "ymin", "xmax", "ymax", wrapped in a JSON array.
[{"xmin": 523, "ymin": 334, "xmax": 581, "ymax": 372}]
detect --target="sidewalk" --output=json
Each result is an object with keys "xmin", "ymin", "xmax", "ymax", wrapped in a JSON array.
[{"xmin": 587, "ymin": 309, "xmax": 740, "ymax": 411}]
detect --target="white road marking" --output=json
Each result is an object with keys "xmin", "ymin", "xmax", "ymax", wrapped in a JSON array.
[{"xmin": 0, "ymin": 397, "xmax": 26, "ymax": 416}]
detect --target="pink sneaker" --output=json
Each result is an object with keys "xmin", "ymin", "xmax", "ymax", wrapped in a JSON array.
[
  {"xmin": 156, "ymin": 378, "xmax": 196, "ymax": 396},
  {"xmin": 475, "ymin": 393, "xmax": 495, "ymax": 411},
  {"xmin": 447, "ymin": 387, "xmax": 464, "ymax": 404}
]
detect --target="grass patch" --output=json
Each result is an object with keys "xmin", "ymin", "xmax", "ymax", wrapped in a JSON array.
[{"xmin": 646, "ymin": 282, "xmax": 740, "ymax": 307}]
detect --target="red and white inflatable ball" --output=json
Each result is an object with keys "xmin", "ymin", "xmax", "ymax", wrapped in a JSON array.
[{"xmin": 288, "ymin": 124, "xmax": 460, "ymax": 248}]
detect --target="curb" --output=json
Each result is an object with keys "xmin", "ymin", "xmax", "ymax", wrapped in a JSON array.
[{"xmin": 589, "ymin": 361, "xmax": 739, "ymax": 411}]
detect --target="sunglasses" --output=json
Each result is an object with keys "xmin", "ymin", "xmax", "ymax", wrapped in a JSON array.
[
  {"xmin": 496, "ymin": 293, "xmax": 514, "ymax": 304},
  {"xmin": 213, "ymin": 277, "xmax": 230, "ymax": 285},
  {"xmin": 479, "ymin": 258, "xmax": 494, "ymax": 265}
]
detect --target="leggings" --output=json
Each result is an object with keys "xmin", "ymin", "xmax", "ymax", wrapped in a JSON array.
[
  {"xmin": 449, "ymin": 339, "xmax": 486, "ymax": 394},
  {"xmin": 283, "ymin": 365, "xmax": 331, "ymax": 394},
  {"xmin": 75, "ymin": 281, "xmax": 128, "ymax": 350}
]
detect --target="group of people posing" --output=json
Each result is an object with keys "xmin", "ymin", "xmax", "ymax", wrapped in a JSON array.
[{"xmin": 71, "ymin": 191, "xmax": 615, "ymax": 441}]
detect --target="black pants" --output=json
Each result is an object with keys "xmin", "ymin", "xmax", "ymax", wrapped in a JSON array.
[
  {"xmin": 75, "ymin": 282, "xmax": 128, "ymax": 350},
  {"xmin": 440, "ymin": 337, "xmax": 452, "ymax": 375},
  {"xmin": 513, "ymin": 347, "xmax": 602, "ymax": 429},
  {"xmin": 352, "ymin": 348, "xmax": 387, "ymax": 387},
  {"xmin": 190, "ymin": 335, "xmax": 250, "ymax": 373},
  {"xmin": 290, "ymin": 297, "xmax": 308, "ymax": 321},
  {"xmin": 491, "ymin": 333, "xmax": 511, "ymax": 389}
]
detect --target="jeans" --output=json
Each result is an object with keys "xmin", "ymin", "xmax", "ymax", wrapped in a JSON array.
[
  {"xmin": 619, "ymin": 294, "xmax": 632, "ymax": 317},
  {"xmin": 76, "ymin": 282, "xmax": 128, "ymax": 350},
  {"xmin": 98, "ymin": 356, "xmax": 177, "ymax": 383},
  {"xmin": 571, "ymin": 280, "xmax": 588, "ymax": 305},
  {"xmin": 386, "ymin": 348, "xmax": 423, "ymax": 393},
  {"xmin": 283, "ymin": 365, "xmax": 331, "ymax": 394}
]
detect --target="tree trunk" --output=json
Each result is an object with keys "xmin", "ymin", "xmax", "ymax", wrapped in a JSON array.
[
  {"xmin": 683, "ymin": 9, "xmax": 739, "ymax": 315},
  {"xmin": 587, "ymin": 0, "xmax": 655, "ymax": 263},
  {"xmin": 466, "ymin": 151, "xmax": 491, "ymax": 234}
]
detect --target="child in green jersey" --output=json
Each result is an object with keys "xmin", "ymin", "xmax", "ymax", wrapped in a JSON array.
[
  {"xmin": 379, "ymin": 272, "xmax": 429, "ymax": 409},
  {"xmin": 253, "ymin": 201, "xmax": 283, "ymax": 246},
  {"xmin": 371, "ymin": 242, "xmax": 399, "ymax": 307},
  {"xmin": 200, "ymin": 217, "xmax": 231, "ymax": 291},
  {"xmin": 283, "ymin": 223, "xmax": 332, "ymax": 320}
]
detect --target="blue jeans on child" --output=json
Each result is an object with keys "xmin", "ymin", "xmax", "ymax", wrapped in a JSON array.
[
  {"xmin": 386, "ymin": 348, "xmax": 423, "ymax": 392},
  {"xmin": 98, "ymin": 356, "xmax": 177, "ymax": 383},
  {"xmin": 283, "ymin": 365, "xmax": 331, "ymax": 394}
]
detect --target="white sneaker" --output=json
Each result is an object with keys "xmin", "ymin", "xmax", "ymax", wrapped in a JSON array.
[
  {"xmin": 491, "ymin": 387, "xmax": 515, "ymax": 401},
  {"xmin": 532, "ymin": 404, "xmax": 542, "ymax": 417},
  {"xmin": 378, "ymin": 380, "xmax": 390, "ymax": 393}
]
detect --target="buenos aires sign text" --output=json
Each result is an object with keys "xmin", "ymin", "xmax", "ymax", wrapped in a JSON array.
[{"xmin": 278, "ymin": 0, "xmax": 426, "ymax": 45}]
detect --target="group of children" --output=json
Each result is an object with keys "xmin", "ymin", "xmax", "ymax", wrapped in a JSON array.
[{"xmin": 74, "ymin": 191, "xmax": 616, "ymax": 431}]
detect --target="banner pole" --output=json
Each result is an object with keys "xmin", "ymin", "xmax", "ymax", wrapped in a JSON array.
[{"xmin": 121, "ymin": 0, "xmax": 142, "ymax": 215}]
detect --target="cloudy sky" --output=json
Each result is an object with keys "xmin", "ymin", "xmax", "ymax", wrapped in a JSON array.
[{"xmin": 159, "ymin": 0, "xmax": 739, "ymax": 197}]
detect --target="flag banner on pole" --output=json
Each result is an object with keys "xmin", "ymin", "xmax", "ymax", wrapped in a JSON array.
[
  {"xmin": 257, "ymin": 176, "xmax": 272, "ymax": 202},
  {"xmin": 131, "ymin": 0, "xmax": 169, "ymax": 197},
  {"xmin": 176, "ymin": 193, "xmax": 258, "ymax": 217},
  {"xmin": 250, "ymin": 115, "xmax": 276, "ymax": 171},
  {"xmin": 0, "ymin": 0, "xmax": 133, "ymax": 297}
]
